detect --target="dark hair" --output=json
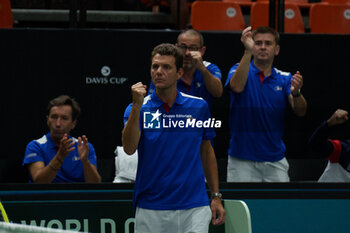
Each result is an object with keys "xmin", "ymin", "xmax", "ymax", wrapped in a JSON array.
[
  {"xmin": 252, "ymin": 26, "xmax": 280, "ymax": 45},
  {"xmin": 177, "ymin": 29, "xmax": 204, "ymax": 47},
  {"xmin": 151, "ymin": 43, "xmax": 183, "ymax": 71},
  {"xmin": 47, "ymin": 95, "xmax": 81, "ymax": 121}
]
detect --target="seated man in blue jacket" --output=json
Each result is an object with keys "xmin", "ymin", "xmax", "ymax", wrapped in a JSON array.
[{"xmin": 23, "ymin": 95, "xmax": 101, "ymax": 183}]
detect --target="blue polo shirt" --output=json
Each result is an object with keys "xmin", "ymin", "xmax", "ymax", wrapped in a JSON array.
[
  {"xmin": 147, "ymin": 61, "xmax": 222, "ymax": 107},
  {"xmin": 23, "ymin": 133, "xmax": 98, "ymax": 183},
  {"xmin": 225, "ymin": 61, "xmax": 291, "ymax": 162},
  {"xmin": 124, "ymin": 91, "xmax": 216, "ymax": 210}
]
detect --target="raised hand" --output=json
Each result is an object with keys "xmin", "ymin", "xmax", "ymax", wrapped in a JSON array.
[
  {"xmin": 241, "ymin": 26, "xmax": 254, "ymax": 52},
  {"xmin": 78, "ymin": 135, "xmax": 89, "ymax": 162},
  {"xmin": 327, "ymin": 109, "xmax": 349, "ymax": 127},
  {"xmin": 57, "ymin": 133, "xmax": 75, "ymax": 159},
  {"xmin": 189, "ymin": 51, "xmax": 204, "ymax": 70},
  {"xmin": 131, "ymin": 82, "xmax": 147, "ymax": 108},
  {"xmin": 291, "ymin": 71, "xmax": 303, "ymax": 94}
]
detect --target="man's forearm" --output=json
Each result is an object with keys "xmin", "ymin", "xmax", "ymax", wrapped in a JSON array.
[
  {"xmin": 292, "ymin": 94, "xmax": 307, "ymax": 117},
  {"xmin": 205, "ymin": 153, "xmax": 220, "ymax": 194},
  {"xmin": 82, "ymin": 161, "xmax": 101, "ymax": 183},
  {"xmin": 201, "ymin": 141, "xmax": 220, "ymax": 193},
  {"xmin": 229, "ymin": 50, "xmax": 252, "ymax": 93},
  {"xmin": 200, "ymin": 68, "xmax": 223, "ymax": 98},
  {"xmin": 122, "ymin": 105, "xmax": 141, "ymax": 155},
  {"xmin": 29, "ymin": 158, "xmax": 62, "ymax": 183}
]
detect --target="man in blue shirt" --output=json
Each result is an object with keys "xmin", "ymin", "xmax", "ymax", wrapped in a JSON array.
[
  {"xmin": 23, "ymin": 95, "xmax": 101, "ymax": 183},
  {"xmin": 122, "ymin": 43, "xmax": 225, "ymax": 232},
  {"xmin": 148, "ymin": 29, "xmax": 223, "ymax": 108},
  {"xmin": 225, "ymin": 26, "xmax": 307, "ymax": 182}
]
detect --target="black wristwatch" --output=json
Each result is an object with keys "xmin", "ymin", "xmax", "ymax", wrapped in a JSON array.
[
  {"xmin": 292, "ymin": 89, "xmax": 301, "ymax": 98},
  {"xmin": 211, "ymin": 192, "xmax": 222, "ymax": 200}
]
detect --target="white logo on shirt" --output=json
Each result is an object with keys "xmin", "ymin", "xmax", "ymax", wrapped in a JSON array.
[
  {"xmin": 26, "ymin": 153, "xmax": 37, "ymax": 158},
  {"xmin": 274, "ymin": 86, "xmax": 283, "ymax": 91}
]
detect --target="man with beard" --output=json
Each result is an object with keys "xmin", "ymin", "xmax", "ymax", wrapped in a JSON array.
[
  {"xmin": 225, "ymin": 26, "xmax": 307, "ymax": 182},
  {"xmin": 148, "ymin": 29, "xmax": 223, "ymax": 108},
  {"xmin": 23, "ymin": 95, "xmax": 101, "ymax": 183}
]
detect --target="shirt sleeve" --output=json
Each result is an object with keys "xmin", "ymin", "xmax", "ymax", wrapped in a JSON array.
[
  {"xmin": 23, "ymin": 141, "xmax": 45, "ymax": 166},
  {"xmin": 123, "ymin": 103, "xmax": 133, "ymax": 126},
  {"xmin": 206, "ymin": 63, "xmax": 222, "ymax": 80},
  {"xmin": 224, "ymin": 63, "xmax": 239, "ymax": 88}
]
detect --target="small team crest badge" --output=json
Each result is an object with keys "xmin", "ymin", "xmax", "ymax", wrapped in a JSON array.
[{"xmin": 274, "ymin": 86, "xmax": 283, "ymax": 91}]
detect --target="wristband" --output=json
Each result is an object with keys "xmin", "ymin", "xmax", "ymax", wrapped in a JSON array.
[
  {"xmin": 211, "ymin": 192, "xmax": 222, "ymax": 200},
  {"xmin": 292, "ymin": 89, "xmax": 301, "ymax": 98}
]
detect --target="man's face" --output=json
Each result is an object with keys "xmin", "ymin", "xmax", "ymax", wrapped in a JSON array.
[
  {"xmin": 252, "ymin": 33, "xmax": 280, "ymax": 63},
  {"xmin": 176, "ymin": 33, "xmax": 204, "ymax": 70},
  {"xmin": 47, "ymin": 105, "xmax": 76, "ymax": 141},
  {"xmin": 151, "ymin": 54, "xmax": 183, "ymax": 90}
]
